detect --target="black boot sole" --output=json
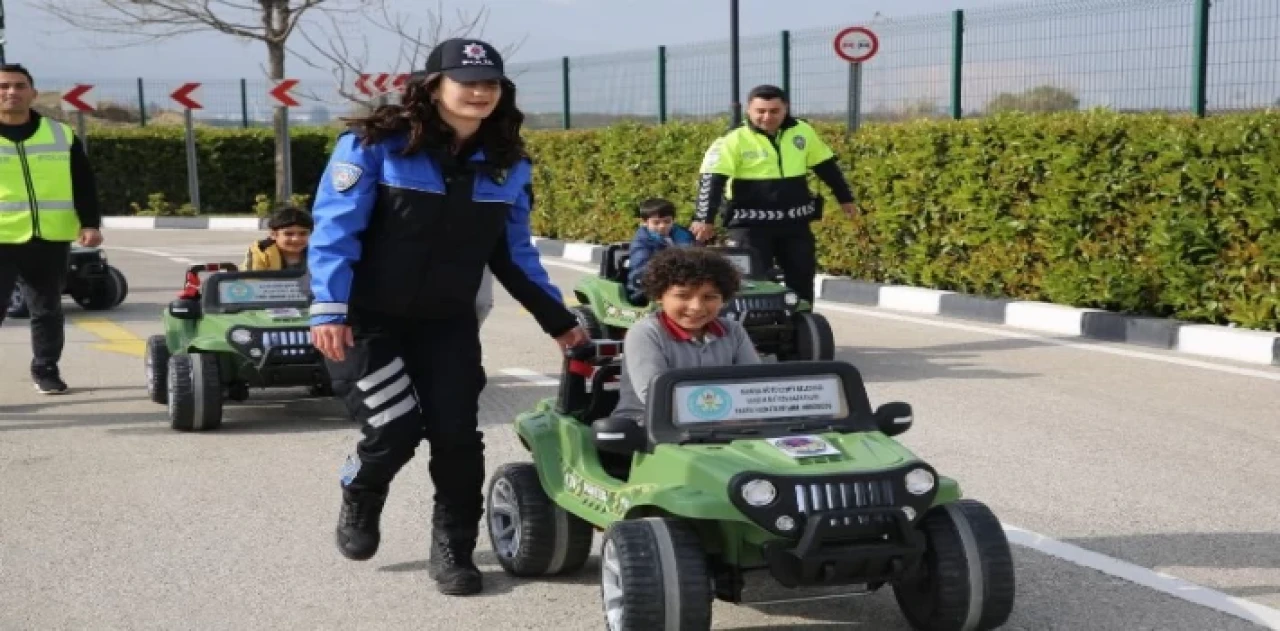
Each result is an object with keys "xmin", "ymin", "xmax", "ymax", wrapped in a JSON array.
[
  {"xmin": 336, "ymin": 533, "xmax": 379, "ymax": 561},
  {"xmin": 434, "ymin": 576, "xmax": 483, "ymax": 596}
]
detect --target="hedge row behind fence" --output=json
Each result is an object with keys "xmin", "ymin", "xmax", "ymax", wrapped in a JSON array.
[{"xmin": 86, "ymin": 111, "xmax": 1280, "ymax": 330}]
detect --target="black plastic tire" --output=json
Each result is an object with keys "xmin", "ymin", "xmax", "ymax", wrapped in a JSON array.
[
  {"xmin": 74, "ymin": 268, "xmax": 126, "ymax": 311},
  {"xmin": 599, "ymin": 518, "xmax": 713, "ymax": 631},
  {"xmin": 166, "ymin": 353, "xmax": 224, "ymax": 432},
  {"xmin": 790, "ymin": 312, "xmax": 835, "ymax": 361},
  {"xmin": 571, "ymin": 304, "xmax": 606, "ymax": 340},
  {"xmin": 486, "ymin": 463, "xmax": 595, "ymax": 577},
  {"xmin": 893, "ymin": 499, "xmax": 1016, "ymax": 631},
  {"xmin": 144, "ymin": 335, "xmax": 170, "ymax": 405},
  {"xmin": 107, "ymin": 266, "xmax": 129, "ymax": 307}
]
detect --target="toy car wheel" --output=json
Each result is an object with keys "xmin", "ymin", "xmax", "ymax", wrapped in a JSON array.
[
  {"xmin": 789, "ymin": 312, "xmax": 835, "ymax": 361},
  {"xmin": 893, "ymin": 499, "xmax": 1015, "ymax": 631},
  {"xmin": 7, "ymin": 286, "xmax": 28, "ymax": 319},
  {"xmin": 486, "ymin": 463, "xmax": 594, "ymax": 577},
  {"xmin": 600, "ymin": 518, "xmax": 713, "ymax": 631},
  {"xmin": 166, "ymin": 353, "xmax": 224, "ymax": 432},
  {"xmin": 73, "ymin": 266, "xmax": 127, "ymax": 311},
  {"xmin": 144, "ymin": 335, "xmax": 170, "ymax": 405},
  {"xmin": 106, "ymin": 266, "xmax": 129, "ymax": 307},
  {"xmin": 571, "ymin": 305, "xmax": 605, "ymax": 340}
]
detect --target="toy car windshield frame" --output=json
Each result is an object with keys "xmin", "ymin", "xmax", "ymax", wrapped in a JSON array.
[
  {"xmin": 705, "ymin": 245, "xmax": 765, "ymax": 280},
  {"xmin": 643, "ymin": 361, "xmax": 875, "ymax": 446},
  {"xmin": 201, "ymin": 270, "xmax": 311, "ymax": 314}
]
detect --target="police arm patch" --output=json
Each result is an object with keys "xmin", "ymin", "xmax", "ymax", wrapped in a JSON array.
[{"xmin": 331, "ymin": 162, "xmax": 364, "ymax": 192}]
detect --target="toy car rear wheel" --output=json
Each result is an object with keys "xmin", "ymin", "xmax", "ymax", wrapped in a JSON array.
[
  {"xmin": 893, "ymin": 499, "xmax": 1016, "ymax": 631},
  {"xmin": 106, "ymin": 266, "xmax": 129, "ymax": 307},
  {"xmin": 144, "ymin": 335, "xmax": 170, "ymax": 404},
  {"xmin": 73, "ymin": 266, "xmax": 127, "ymax": 310},
  {"xmin": 166, "ymin": 353, "xmax": 224, "ymax": 432},
  {"xmin": 571, "ymin": 305, "xmax": 605, "ymax": 340},
  {"xmin": 787, "ymin": 312, "xmax": 835, "ymax": 361},
  {"xmin": 600, "ymin": 518, "xmax": 713, "ymax": 631},
  {"xmin": 486, "ymin": 463, "xmax": 594, "ymax": 577}
]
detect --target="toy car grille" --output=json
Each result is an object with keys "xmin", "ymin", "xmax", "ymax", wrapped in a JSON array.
[
  {"xmin": 727, "ymin": 296, "xmax": 789, "ymax": 326},
  {"xmin": 263, "ymin": 330, "xmax": 313, "ymax": 356},
  {"xmin": 795, "ymin": 480, "xmax": 896, "ymax": 525}
]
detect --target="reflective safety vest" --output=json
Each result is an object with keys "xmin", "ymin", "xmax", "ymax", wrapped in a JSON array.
[
  {"xmin": 0, "ymin": 117, "xmax": 80, "ymax": 244},
  {"xmin": 699, "ymin": 118, "xmax": 835, "ymax": 224}
]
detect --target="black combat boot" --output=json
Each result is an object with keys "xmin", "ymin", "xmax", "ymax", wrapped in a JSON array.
[
  {"xmin": 427, "ymin": 510, "xmax": 483, "ymax": 595},
  {"xmin": 335, "ymin": 489, "xmax": 387, "ymax": 561}
]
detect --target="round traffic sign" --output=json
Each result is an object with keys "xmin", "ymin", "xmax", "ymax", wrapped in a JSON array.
[{"xmin": 833, "ymin": 26, "xmax": 880, "ymax": 64}]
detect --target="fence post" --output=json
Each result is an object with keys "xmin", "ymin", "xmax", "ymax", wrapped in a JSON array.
[
  {"xmin": 658, "ymin": 46, "xmax": 668, "ymax": 124},
  {"xmin": 1191, "ymin": 0, "xmax": 1210, "ymax": 117},
  {"xmin": 136, "ymin": 78, "xmax": 147, "ymax": 127},
  {"xmin": 561, "ymin": 56, "xmax": 571, "ymax": 130},
  {"xmin": 240, "ymin": 78, "xmax": 250, "ymax": 128},
  {"xmin": 781, "ymin": 30, "xmax": 791, "ymax": 100},
  {"xmin": 951, "ymin": 10, "xmax": 964, "ymax": 119}
]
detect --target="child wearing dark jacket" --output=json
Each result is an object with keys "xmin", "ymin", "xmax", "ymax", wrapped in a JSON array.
[{"xmin": 626, "ymin": 198, "xmax": 697, "ymax": 304}]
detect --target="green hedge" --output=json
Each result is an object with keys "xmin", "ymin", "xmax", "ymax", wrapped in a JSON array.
[{"xmin": 88, "ymin": 111, "xmax": 1280, "ymax": 330}]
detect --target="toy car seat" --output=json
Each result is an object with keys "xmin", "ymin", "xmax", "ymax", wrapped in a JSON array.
[
  {"xmin": 599, "ymin": 243, "xmax": 631, "ymax": 284},
  {"xmin": 556, "ymin": 341, "xmax": 623, "ymax": 423}
]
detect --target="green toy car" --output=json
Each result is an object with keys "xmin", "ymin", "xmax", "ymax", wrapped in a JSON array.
[
  {"xmin": 571, "ymin": 243, "xmax": 835, "ymax": 361},
  {"xmin": 144, "ymin": 263, "xmax": 331, "ymax": 432},
  {"xmin": 486, "ymin": 341, "xmax": 1015, "ymax": 631}
]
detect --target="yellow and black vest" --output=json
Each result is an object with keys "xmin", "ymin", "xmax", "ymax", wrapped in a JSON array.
[
  {"xmin": 0, "ymin": 117, "xmax": 80, "ymax": 244},
  {"xmin": 699, "ymin": 118, "xmax": 835, "ymax": 225}
]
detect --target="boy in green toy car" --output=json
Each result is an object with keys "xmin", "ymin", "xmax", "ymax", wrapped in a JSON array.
[
  {"xmin": 624, "ymin": 198, "xmax": 698, "ymax": 305},
  {"xmin": 615, "ymin": 247, "xmax": 760, "ymax": 425}
]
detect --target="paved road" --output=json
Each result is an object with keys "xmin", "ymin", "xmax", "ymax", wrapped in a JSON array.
[{"xmin": 2, "ymin": 230, "xmax": 1278, "ymax": 631}]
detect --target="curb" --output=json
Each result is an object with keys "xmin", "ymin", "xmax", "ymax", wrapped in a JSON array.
[{"xmin": 99, "ymin": 218, "xmax": 1280, "ymax": 368}]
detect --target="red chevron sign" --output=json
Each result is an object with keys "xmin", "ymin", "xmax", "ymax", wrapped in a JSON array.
[
  {"xmin": 270, "ymin": 79, "xmax": 300, "ymax": 107},
  {"xmin": 170, "ymin": 83, "xmax": 202, "ymax": 109},
  {"xmin": 61, "ymin": 84, "xmax": 95, "ymax": 112}
]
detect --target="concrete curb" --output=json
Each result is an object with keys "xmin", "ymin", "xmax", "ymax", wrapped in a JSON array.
[{"xmin": 100, "ymin": 218, "xmax": 1280, "ymax": 368}]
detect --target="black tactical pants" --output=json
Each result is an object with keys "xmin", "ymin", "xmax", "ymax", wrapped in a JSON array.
[
  {"xmin": 727, "ymin": 222, "xmax": 818, "ymax": 304},
  {"xmin": 329, "ymin": 308, "xmax": 487, "ymax": 531},
  {"xmin": 0, "ymin": 239, "xmax": 70, "ymax": 374}
]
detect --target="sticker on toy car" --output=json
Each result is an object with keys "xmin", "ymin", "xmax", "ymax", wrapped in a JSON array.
[
  {"xmin": 674, "ymin": 375, "xmax": 846, "ymax": 424},
  {"xmin": 266, "ymin": 307, "xmax": 303, "ymax": 320},
  {"xmin": 218, "ymin": 279, "xmax": 308, "ymax": 305},
  {"xmin": 767, "ymin": 435, "xmax": 840, "ymax": 459}
]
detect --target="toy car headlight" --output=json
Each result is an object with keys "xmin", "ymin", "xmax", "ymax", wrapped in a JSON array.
[
  {"xmin": 784, "ymin": 292, "xmax": 799, "ymax": 306},
  {"xmin": 229, "ymin": 328, "xmax": 254, "ymax": 345},
  {"xmin": 741, "ymin": 479, "xmax": 777, "ymax": 507},
  {"xmin": 905, "ymin": 468, "xmax": 935, "ymax": 495}
]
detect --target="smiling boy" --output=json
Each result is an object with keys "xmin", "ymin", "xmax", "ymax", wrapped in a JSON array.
[
  {"xmin": 243, "ymin": 206, "xmax": 312, "ymax": 271},
  {"xmin": 613, "ymin": 247, "xmax": 762, "ymax": 422}
]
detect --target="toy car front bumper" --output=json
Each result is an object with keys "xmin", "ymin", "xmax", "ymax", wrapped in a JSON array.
[{"xmin": 760, "ymin": 507, "xmax": 926, "ymax": 588}]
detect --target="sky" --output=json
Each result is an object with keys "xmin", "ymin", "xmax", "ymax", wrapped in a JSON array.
[{"xmin": 6, "ymin": 0, "xmax": 1278, "ymax": 122}]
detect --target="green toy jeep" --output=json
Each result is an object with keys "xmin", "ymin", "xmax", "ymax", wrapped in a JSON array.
[
  {"xmin": 144, "ymin": 263, "xmax": 331, "ymax": 432},
  {"xmin": 571, "ymin": 243, "xmax": 835, "ymax": 361},
  {"xmin": 486, "ymin": 341, "xmax": 1015, "ymax": 631}
]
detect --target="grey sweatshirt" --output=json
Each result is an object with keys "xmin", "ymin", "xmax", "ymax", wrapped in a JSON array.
[{"xmin": 614, "ymin": 312, "xmax": 762, "ymax": 420}]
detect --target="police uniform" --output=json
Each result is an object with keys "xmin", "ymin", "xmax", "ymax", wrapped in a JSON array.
[
  {"xmin": 694, "ymin": 116, "xmax": 854, "ymax": 303},
  {"xmin": 308, "ymin": 39, "xmax": 577, "ymax": 594},
  {"xmin": 0, "ymin": 110, "xmax": 101, "ymax": 394}
]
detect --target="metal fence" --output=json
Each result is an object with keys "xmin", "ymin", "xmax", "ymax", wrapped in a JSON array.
[{"xmin": 31, "ymin": 0, "xmax": 1280, "ymax": 131}]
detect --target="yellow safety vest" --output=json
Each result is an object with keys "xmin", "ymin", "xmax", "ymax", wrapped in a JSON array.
[
  {"xmin": 0, "ymin": 117, "xmax": 80, "ymax": 244},
  {"xmin": 699, "ymin": 118, "xmax": 835, "ymax": 224}
]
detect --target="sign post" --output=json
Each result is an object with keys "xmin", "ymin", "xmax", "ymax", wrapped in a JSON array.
[
  {"xmin": 60, "ymin": 84, "xmax": 95, "ymax": 154},
  {"xmin": 833, "ymin": 26, "xmax": 880, "ymax": 136},
  {"xmin": 269, "ymin": 79, "xmax": 301, "ymax": 198},
  {"xmin": 170, "ymin": 83, "xmax": 203, "ymax": 212}
]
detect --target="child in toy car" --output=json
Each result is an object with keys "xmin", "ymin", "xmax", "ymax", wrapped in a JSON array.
[
  {"xmin": 624, "ymin": 197, "xmax": 698, "ymax": 305},
  {"xmin": 242, "ymin": 206, "xmax": 312, "ymax": 271},
  {"xmin": 613, "ymin": 247, "xmax": 761, "ymax": 425}
]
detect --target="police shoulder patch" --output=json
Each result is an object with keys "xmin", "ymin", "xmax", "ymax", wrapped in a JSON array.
[
  {"xmin": 332, "ymin": 162, "xmax": 364, "ymax": 192},
  {"xmin": 793, "ymin": 135, "xmax": 807, "ymax": 150}
]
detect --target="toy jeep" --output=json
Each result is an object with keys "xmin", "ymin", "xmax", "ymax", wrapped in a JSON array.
[
  {"xmin": 571, "ymin": 242, "xmax": 834, "ymax": 361},
  {"xmin": 486, "ymin": 342, "xmax": 1015, "ymax": 630},
  {"xmin": 6, "ymin": 245, "xmax": 128, "ymax": 318},
  {"xmin": 144, "ymin": 263, "xmax": 331, "ymax": 432}
]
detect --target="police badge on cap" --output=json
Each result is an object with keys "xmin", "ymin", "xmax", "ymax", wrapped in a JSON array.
[{"xmin": 425, "ymin": 38, "xmax": 506, "ymax": 82}]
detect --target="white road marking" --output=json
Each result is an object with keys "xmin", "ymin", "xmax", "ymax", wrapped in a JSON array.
[
  {"xmin": 498, "ymin": 368, "xmax": 559, "ymax": 387},
  {"xmin": 1005, "ymin": 525, "xmax": 1280, "ymax": 629},
  {"xmin": 540, "ymin": 259, "xmax": 1280, "ymax": 382}
]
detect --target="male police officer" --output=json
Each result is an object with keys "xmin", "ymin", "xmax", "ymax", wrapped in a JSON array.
[
  {"xmin": 0, "ymin": 63, "xmax": 103, "ymax": 394},
  {"xmin": 691, "ymin": 84, "xmax": 856, "ymax": 304}
]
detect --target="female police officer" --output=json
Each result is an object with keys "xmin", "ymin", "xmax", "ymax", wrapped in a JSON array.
[{"xmin": 308, "ymin": 38, "xmax": 587, "ymax": 596}]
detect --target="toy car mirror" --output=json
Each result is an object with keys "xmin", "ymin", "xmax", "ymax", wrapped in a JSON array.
[
  {"xmin": 167, "ymin": 298, "xmax": 202, "ymax": 320},
  {"xmin": 873, "ymin": 402, "xmax": 913, "ymax": 436},
  {"xmin": 591, "ymin": 416, "xmax": 645, "ymax": 456}
]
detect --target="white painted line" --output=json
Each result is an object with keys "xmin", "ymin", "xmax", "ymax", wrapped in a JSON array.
[
  {"xmin": 1004, "ymin": 301, "xmax": 1098, "ymax": 336},
  {"xmin": 542, "ymin": 257, "xmax": 1280, "ymax": 380},
  {"xmin": 562, "ymin": 242, "xmax": 598, "ymax": 263},
  {"xmin": 878, "ymin": 286, "xmax": 949, "ymax": 315},
  {"xmin": 498, "ymin": 368, "xmax": 558, "ymax": 387},
  {"xmin": 747, "ymin": 591, "xmax": 874, "ymax": 606},
  {"xmin": 113, "ymin": 246, "xmax": 176, "ymax": 258},
  {"xmin": 170, "ymin": 258, "xmax": 196, "ymax": 265},
  {"xmin": 1005, "ymin": 525, "xmax": 1280, "ymax": 629},
  {"xmin": 1177, "ymin": 325, "xmax": 1279, "ymax": 366}
]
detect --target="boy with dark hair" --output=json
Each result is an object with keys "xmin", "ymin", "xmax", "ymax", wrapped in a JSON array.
[
  {"xmin": 625, "ymin": 197, "xmax": 697, "ymax": 304},
  {"xmin": 613, "ymin": 247, "xmax": 761, "ymax": 423},
  {"xmin": 243, "ymin": 206, "xmax": 313, "ymax": 271}
]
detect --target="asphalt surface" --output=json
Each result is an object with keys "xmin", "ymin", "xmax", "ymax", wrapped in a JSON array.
[{"xmin": 2, "ymin": 229, "xmax": 1278, "ymax": 631}]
